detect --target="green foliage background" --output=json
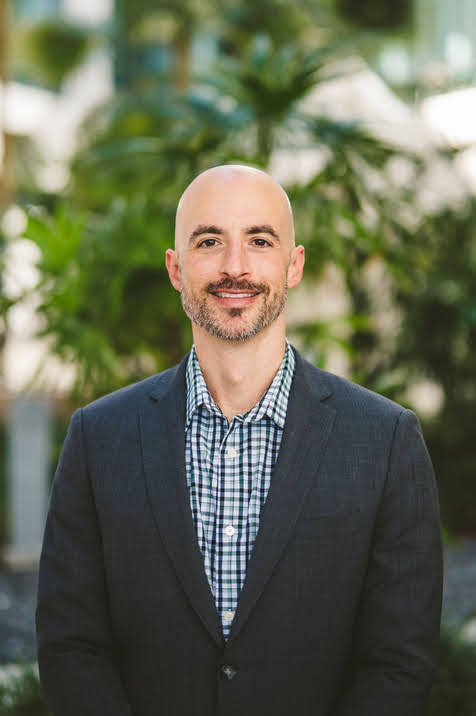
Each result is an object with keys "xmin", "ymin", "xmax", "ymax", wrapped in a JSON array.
[{"xmin": 5, "ymin": 0, "xmax": 475, "ymax": 534}]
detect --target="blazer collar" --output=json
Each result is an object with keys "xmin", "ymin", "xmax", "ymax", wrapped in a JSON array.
[
  {"xmin": 141, "ymin": 353, "xmax": 225, "ymax": 645},
  {"xmin": 147, "ymin": 345, "xmax": 333, "ymax": 404}
]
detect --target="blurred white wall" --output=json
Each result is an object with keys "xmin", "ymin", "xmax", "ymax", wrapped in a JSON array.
[{"xmin": 61, "ymin": 0, "xmax": 113, "ymax": 25}]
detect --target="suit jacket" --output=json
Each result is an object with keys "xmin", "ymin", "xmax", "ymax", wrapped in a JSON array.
[{"xmin": 36, "ymin": 348, "xmax": 443, "ymax": 716}]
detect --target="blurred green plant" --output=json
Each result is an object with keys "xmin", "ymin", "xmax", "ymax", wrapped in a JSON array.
[
  {"xmin": 23, "ymin": 198, "xmax": 190, "ymax": 402},
  {"xmin": 17, "ymin": 32, "xmax": 422, "ymax": 404},
  {"xmin": 202, "ymin": 36, "xmax": 339, "ymax": 163},
  {"xmin": 425, "ymin": 622, "xmax": 476, "ymax": 716},
  {"xmin": 0, "ymin": 665, "xmax": 50, "ymax": 715},
  {"xmin": 16, "ymin": 21, "xmax": 91, "ymax": 90},
  {"xmin": 217, "ymin": 0, "xmax": 316, "ymax": 55},
  {"xmin": 335, "ymin": 0, "xmax": 412, "ymax": 31},
  {"xmin": 394, "ymin": 199, "xmax": 476, "ymax": 533},
  {"xmin": 71, "ymin": 36, "xmax": 343, "ymax": 202}
]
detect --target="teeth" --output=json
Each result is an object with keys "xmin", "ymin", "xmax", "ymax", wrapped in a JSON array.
[{"xmin": 215, "ymin": 292, "xmax": 255, "ymax": 298}]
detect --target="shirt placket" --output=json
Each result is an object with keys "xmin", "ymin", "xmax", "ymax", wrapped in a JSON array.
[
  {"xmin": 202, "ymin": 412, "xmax": 224, "ymax": 589},
  {"xmin": 216, "ymin": 416, "xmax": 243, "ymax": 635},
  {"xmin": 185, "ymin": 342, "xmax": 295, "ymax": 640}
]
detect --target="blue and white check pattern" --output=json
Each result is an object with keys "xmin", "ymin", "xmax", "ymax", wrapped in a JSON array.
[{"xmin": 185, "ymin": 342, "xmax": 295, "ymax": 639}]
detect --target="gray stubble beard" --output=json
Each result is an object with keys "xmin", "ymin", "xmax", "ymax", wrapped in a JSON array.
[{"xmin": 180, "ymin": 278, "xmax": 288, "ymax": 341}]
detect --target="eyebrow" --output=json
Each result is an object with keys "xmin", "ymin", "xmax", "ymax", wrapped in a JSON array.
[
  {"xmin": 245, "ymin": 224, "xmax": 279, "ymax": 239},
  {"xmin": 188, "ymin": 225, "xmax": 224, "ymax": 243},
  {"xmin": 188, "ymin": 223, "xmax": 279, "ymax": 244}
]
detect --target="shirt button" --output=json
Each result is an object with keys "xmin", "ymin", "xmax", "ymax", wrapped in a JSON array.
[
  {"xmin": 224, "ymin": 524, "xmax": 236, "ymax": 537},
  {"xmin": 220, "ymin": 664, "xmax": 239, "ymax": 680},
  {"xmin": 226, "ymin": 446, "xmax": 238, "ymax": 459},
  {"xmin": 223, "ymin": 610, "xmax": 235, "ymax": 622}
]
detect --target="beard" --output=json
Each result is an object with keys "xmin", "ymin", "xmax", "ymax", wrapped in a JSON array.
[{"xmin": 180, "ymin": 275, "xmax": 288, "ymax": 341}]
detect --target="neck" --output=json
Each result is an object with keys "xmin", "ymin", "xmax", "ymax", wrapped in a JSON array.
[{"xmin": 192, "ymin": 322, "xmax": 287, "ymax": 422}]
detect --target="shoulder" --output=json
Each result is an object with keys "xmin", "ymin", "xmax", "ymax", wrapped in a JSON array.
[
  {"xmin": 79, "ymin": 357, "xmax": 187, "ymax": 427},
  {"xmin": 293, "ymin": 349, "xmax": 427, "ymax": 461},
  {"xmin": 294, "ymin": 348, "xmax": 407, "ymax": 422}
]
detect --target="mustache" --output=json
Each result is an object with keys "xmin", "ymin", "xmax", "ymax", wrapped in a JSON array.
[{"xmin": 207, "ymin": 278, "xmax": 269, "ymax": 294}]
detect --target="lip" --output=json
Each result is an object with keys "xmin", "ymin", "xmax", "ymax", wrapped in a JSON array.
[{"xmin": 210, "ymin": 291, "xmax": 260, "ymax": 307}]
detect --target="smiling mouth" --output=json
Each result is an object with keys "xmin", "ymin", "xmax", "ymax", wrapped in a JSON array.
[{"xmin": 212, "ymin": 292, "xmax": 259, "ymax": 298}]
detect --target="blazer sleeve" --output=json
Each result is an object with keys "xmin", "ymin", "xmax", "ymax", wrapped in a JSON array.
[
  {"xmin": 333, "ymin": 409, "xmax": 443, "ymax": 716},
  {"xmin": 36, "ymin": 409, "xmax": 133, "ymax": 716}
]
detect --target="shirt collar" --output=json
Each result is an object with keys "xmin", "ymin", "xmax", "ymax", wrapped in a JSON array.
[
  {"xmin": 185, "ymin": 345, "xmax": 219, "ymax": 427},
  {"xmin": 185, "ymin": 341, "xmax": 295, "ymax": 430}
]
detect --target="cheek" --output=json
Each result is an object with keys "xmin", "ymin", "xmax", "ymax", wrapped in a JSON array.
[
  {"xmin": 269, "ymin": 261, "xmax": 291, "ymax": 287},
  {"xmin": 252, "ymin": 253, "xmax": 287, "ymax": 276},
  {"xmin": 181, "ymin": 263, "xmax": 214, "ymax": 289}
]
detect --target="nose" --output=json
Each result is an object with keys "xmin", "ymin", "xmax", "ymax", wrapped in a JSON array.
[{"xmin": 220, "ymin": 239, "xmax": 250, "ymax": 278}]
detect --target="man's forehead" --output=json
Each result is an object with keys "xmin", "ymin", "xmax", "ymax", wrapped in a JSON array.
[
  {"xmin": 181, "ymin": 164, "xmax": 276, "ymax": 191},
  {"xmin": 175, "ymin": 165, "xmax": 294, "ymax": 247},
  {"xmin": 182, "ymin": 198, "xmax": 281, "ymax": 225},
  {"xmin": 181, "ymin": 171, "xmax": 282, "ymax": 207}
]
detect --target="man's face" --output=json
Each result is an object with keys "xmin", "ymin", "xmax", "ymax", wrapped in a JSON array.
[{"xmin": 166, "ymin": 168, "xmax": 304, "ymax": 342}]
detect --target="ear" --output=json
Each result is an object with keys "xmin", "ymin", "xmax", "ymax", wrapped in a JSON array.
[
  {"xmin": 287, "ymin": 245, "xmax": 305, "ymax": 289},
  {"xmin": 165, "ymin": 249, "xmax": 181, "ymax": 291}
]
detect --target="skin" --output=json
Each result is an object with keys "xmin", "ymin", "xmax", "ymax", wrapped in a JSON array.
[{"xmin": 166, "ymin": 164, "xmax": 305, "ymax": 422}]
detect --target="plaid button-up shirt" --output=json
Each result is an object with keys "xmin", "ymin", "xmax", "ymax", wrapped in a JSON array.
[{"xmin": 185, "ymin": 341, "xmax": 295, "ymax": 638}]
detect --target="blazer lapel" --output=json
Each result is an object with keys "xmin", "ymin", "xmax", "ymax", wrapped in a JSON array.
[
  {"xmin": 227, "ymin": 351, "xmax": 337, "ymax": 644},
  {"xmin": 139, "ymin": 357, "xmax": 224, "ymax": 648}
]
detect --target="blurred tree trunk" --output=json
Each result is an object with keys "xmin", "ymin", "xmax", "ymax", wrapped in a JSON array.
[
  {"xmin": 256, "ymin": 120, "xmax": 273, "ymax": 164},
  {"xmin": 0, "ymin": 0, "xmax": 11, "ymax": 207},
  {"xmin": 172, "ymin": 28, "xmax": 192, "ymax": 90},
  {"xmin": 113, "ymin": 0, "xmax": 133, "ymax": 89}
]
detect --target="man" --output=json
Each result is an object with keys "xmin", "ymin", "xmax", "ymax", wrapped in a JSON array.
[{"xmin": 36, "ymin": 164, "xmax": 443, "ymax": 716}]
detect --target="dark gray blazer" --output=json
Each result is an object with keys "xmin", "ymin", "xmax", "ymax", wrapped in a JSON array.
[{"xmin": 36, "ymin": 348, "xmax": 443, "ymax": 716}]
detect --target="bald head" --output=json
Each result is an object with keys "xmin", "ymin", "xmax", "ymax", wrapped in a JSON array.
[{"xmin": 174, "ymin": 164, "xmax": 295, "ymax": 253}]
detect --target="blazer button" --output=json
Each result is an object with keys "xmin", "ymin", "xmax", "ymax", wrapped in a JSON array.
[{"xmin": 220, "ymin": 664, "xmax": 239, "ymax": 680}]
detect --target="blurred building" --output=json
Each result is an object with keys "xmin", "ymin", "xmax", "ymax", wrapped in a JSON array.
[{"xmin": 379, "ymin": 0, "xmax": 476, "ymax": 88}]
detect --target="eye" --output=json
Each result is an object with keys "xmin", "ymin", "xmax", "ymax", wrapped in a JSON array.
[
  {"xmin": 251, "ymin": 237, "xmax": 272, "ymax": 247},
  {"xmin": 198, "ymin": 238, "xmax": 219, "ymax": 248}
]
